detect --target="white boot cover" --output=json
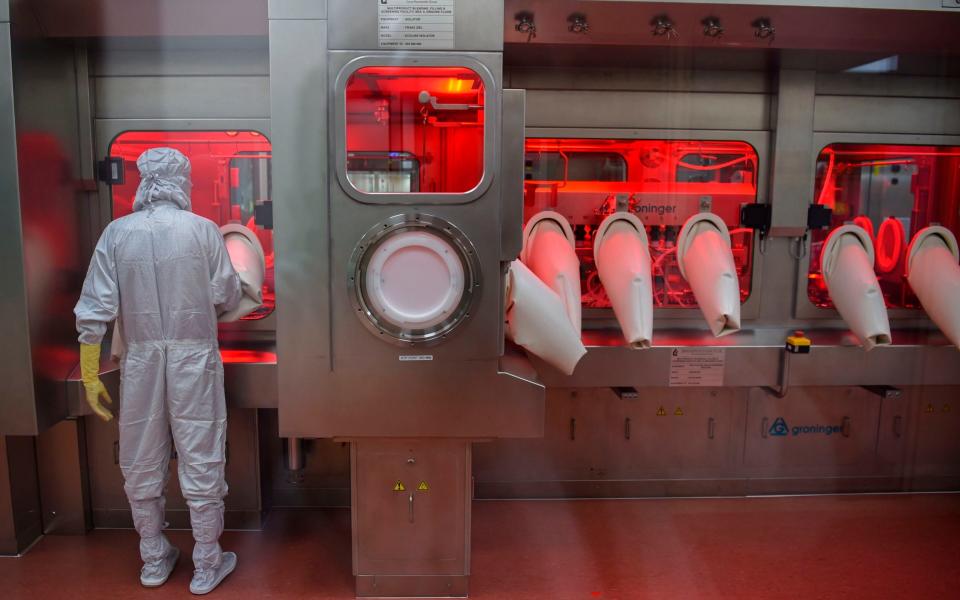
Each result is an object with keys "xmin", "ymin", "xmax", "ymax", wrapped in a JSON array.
[
  {"xmin": 218, "ymin": 224, "xmax": 265, "ymax": 322},
  {"xmin": 505, "ymin": 260, "xmax": 587, "ymax": 375},
  {"xmin": 677, "ymin": 213, "xmax": 742, "ymax": 337},
  {"xmin": 907, "ymin": 226, "xmax": 960, "ymax": 349},
  {"xmin": 821, "ymin": 224, "xmax": 892, "ymax": 350},
  {"xmin": 593, "ymin": 212, "xmax": 653, "ymax": 348},
  {"xmin": 521, "ymin": 211, "xmax": 582, "ymax": 331}
]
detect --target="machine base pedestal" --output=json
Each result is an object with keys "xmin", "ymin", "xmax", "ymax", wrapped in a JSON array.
[
  {"xmin": 356, "ymin": 575, "xmax": 469, "ymax": 598},
  {"xmin": 352, "ymin": 439, "xmax": 472, "ymax": 598}
]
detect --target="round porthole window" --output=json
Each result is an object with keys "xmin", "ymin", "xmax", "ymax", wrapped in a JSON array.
[{"xmin": 348, "ymin": 214, "xmax": 480, "ymax": 345}]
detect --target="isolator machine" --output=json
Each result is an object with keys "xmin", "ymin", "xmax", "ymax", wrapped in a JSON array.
[{"xmin": 2, "ymin": 1, "xmax": 960, "ymax": 598}]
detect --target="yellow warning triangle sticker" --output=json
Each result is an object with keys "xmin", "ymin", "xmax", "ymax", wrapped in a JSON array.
[
  {"xmin": 944, "ymin": 403, "xmax": 952, "ymax": 413},
  {"xmin": 674, "ymin": 407, "xmax": 684, "ymax": 416},
  {"xmin": 417, "ymin": 481, "xmax": 429, "ymax": 491},
  {"xmin": 656, "ymin": 406, "xmax": 667, "ymax": 416},
  {"xmin": 393, "ymin": 481, "xmax": 406, "ymax": 492}
]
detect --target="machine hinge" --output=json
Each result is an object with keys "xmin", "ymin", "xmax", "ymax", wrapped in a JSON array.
[
  {"xmin": 96, "ymin": 156, "xmax": 125, "ymax": 185},
  {"xmin": 740, "ymin": 203, "xmax": 771, "ymax": 238}
]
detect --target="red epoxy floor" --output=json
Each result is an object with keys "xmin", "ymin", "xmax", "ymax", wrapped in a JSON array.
[{"xmin": 2, "ymin": 494, "xmax": 959, "ymax": 599}]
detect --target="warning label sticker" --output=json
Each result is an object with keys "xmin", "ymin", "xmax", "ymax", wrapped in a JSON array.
[
  {"xmin": 669, "ymin": 348, "xmax": 725, "ymax": 387},
  {"xmin": 378, "ymin": 0, "xmax": 455, "ymax": 49}
]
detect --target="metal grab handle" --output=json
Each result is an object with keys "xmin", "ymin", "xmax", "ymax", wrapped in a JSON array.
[
  {"xmin": 893, "ymin": 415, "xmax": 903, "ymax": 438},
  {"xmin": 408, "ymin": 493, "xmax": 414, "ymax": 524},
  {"xmin": 761, "ymin": 417, "xmax": 769, "ymax": 438},
  {"xmin": 708, "ymin": 417, "xmax": 716, "ymax": 440},
  {"xmin": 841, "ymin": 416, "xmax": 852, "ymax": 438},
  {"xmin": 417, "ymin": 91, "xmax": 483, "ymax": 111},
  {"xmin": 624, "ymin": 417, "xmax": 631, "ymax": 440},
  {"xmin": 569, "ymin": 418, "xmax": 576, "ymax": 441}
]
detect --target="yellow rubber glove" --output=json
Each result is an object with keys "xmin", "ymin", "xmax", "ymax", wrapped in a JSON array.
[{"xmin": 80, "ymin": 343, "xmax": 114, "ymax": 421}]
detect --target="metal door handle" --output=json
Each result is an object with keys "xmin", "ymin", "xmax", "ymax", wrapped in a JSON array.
[
  {"xmin": 408, "ymin": 493, "xmax": 414, "ymax": 524},
  {"xmin": 893, "ymin": 415, "xmax": 902, "ymax": 438},
  {"xmin": 761, "ymin": 417, "xmax": 769, "ymax": 438},
  {"xmin": 570, "ymin": 418, "xmax": 576, "ymax": 441},
  {"xmin": 841, "ymin": 416, "xmax": 851, "ymax": 438},
  {"xmin": 624, "ymin": 417, "xmax": 631, "ymax": 440},
  {"xmin": 708, "ymin": 417, "xmax": 716, "ymax": 440}
]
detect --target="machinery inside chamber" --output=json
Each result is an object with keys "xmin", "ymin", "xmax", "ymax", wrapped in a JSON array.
[
  {"xmin": 108, "ymin": 131, "xmax": 275, "ymax": 320},
  {"xmin": 523, "ymin": 138, "xmax": 756, "ymax": 309},
  {"xmin": 345, "ymin": 66, "xmax": 484, "ymax": 195},
  {"xmin": 807, "ymin": 144, "xmax": 960, "ymax": 310}
]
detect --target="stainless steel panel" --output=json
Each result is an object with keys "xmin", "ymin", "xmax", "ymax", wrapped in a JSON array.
[
  {"xmin": 0, "ymin": 436, "xmax": 42, "ymax": 555},
  {"xmin": 606, "ymin": 389, "xmax": 737, "ymax": 477},
  {"xmin": 769, "ymin": 70, "xmax": 816, "ymax": 236},
  {"xmin": 912, "ymin": 387, "xmax": 960, "ymax": 477},
  {"xmin": 268, "ymin": 0, "xmax": 327, "ymax": 20},
  {"xmin": 473, "ymin": 390, "xmax": 606, "ymax": 483},
  {"xmin": 524, "ymin": 90, "xmax": 770, "ymax": 131},
  {"xmin": 0, "ymin": 24, "xmax": 36, "ymax": 435},
  {"xmin": 814, "ymin": 95, "xmax": 960, "ymax": 135},
  {"xmin": 503, "ymin": 1, "xmax": 960, "ymax": 52},
  {"xmin": 269, "ymin": 17, "xmax": 332, "ymax": 431},
  {"xmin": 93, "ymin": 75, "xmax": 270, "ymax": 119},
  {"xmin": 328, "ymin": 0, "xmax": 502, "ymax": 52},
  {"xmin": 876, "ymin": 391, "xmax": 910, "ymax": 471},
  {"xmin": 816, "ymin": 73, "xmax": 960, "ymax": 98},
  {"xmin": 352, "ymin": 440, "xmax": 470, "ymax": 578},
  {"xmin": 509, "ymin": 67, "xmax": 772, "ymax": 94},
  {"xmin": 91, "ymin": 47, "xmax": 269, "ymax": 77},
  {"xmin": 744, "ymin": 387, "xmax": 880, "ymax": 475},
  {"xmin": 36, "ymin": 418, "xmax": 92, "ymax": 534},
  {"xmin": 84, "ymin": 409, "xmax": 264, "ymax": 530},
  {"xmin": 499, "ymin": 89, "xmax": 525, "ymax": 261},
  {"xmin": 19, "ymin": 0, "xmax": 268, "ymax": 37}
]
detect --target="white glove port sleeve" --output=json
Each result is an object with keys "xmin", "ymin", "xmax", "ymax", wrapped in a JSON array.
[
  {"xmin": 907, "ymin": 226, "xmax": 960, "ymax": 350},
  {"xmin": 677, "ymin": 213, "xmax": 742, "ymax": 337},
  {"xmin": 821, "ymin": 224, "xmax": 892, "ymax": 350},
  {"xmin": 594, "ymin": 213, "xmax": 653, "ymax": 349},
  {"xmin": 505, "ymin": 260, "xmax": 587, "ymax": 376}
]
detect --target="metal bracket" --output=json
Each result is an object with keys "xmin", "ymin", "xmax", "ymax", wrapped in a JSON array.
[
  {"xmin": 862, "ymin": 385, "xmax": 903, "ymax": 399},
  {"xmin": 96, "ymin": 156, "xmax": 125, "ymax": 185},
  {"xmin": 763, "ymin": 348, "xmax": 791, "ymax": 399},
  {"xmin": 515, "ymin": 12, "xmax": 536, "ymax": 42},
  {"xmin": 740, "ymin": 203, "xmax": 771, "ymax": 253}
]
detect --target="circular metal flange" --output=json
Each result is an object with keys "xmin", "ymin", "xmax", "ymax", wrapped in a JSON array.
[{"xmin": 347, "ymin": 213, "xmax": 481, "ymax": 346}]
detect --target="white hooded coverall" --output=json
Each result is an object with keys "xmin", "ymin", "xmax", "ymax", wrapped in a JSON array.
[{"xmin": 74, "ymin": 148, "xmax": 242, "ymax": 574}]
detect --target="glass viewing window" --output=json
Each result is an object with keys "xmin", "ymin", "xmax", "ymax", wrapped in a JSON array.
[
  {"xmin": 524, "ymin": 138, "xmax": 758, "ymax": 310},
  {"xmin": 109, "ymin": 130, "xmax": 274, "ymax": 320},
  {"xmin": 808, "ymin": 143, "xmax": 960, "ymax": 310},
  {"xmin": 345, "ymin": 66, "xmax": 485, "ymax": 195}
]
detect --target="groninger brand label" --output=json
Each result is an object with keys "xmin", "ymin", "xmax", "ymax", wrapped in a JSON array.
[
  {"xmin": 768, "ymin": 417, "xmax": 844, "ymax": 437},
  {"xmin": 378, "ymin": 0, "xmax": 455, "ymax": 49}
]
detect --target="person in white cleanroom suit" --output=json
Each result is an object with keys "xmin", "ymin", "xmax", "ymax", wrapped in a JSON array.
[{"xmin": 74, "ymin": 148, "xmax": 242, "ymax": 595}]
